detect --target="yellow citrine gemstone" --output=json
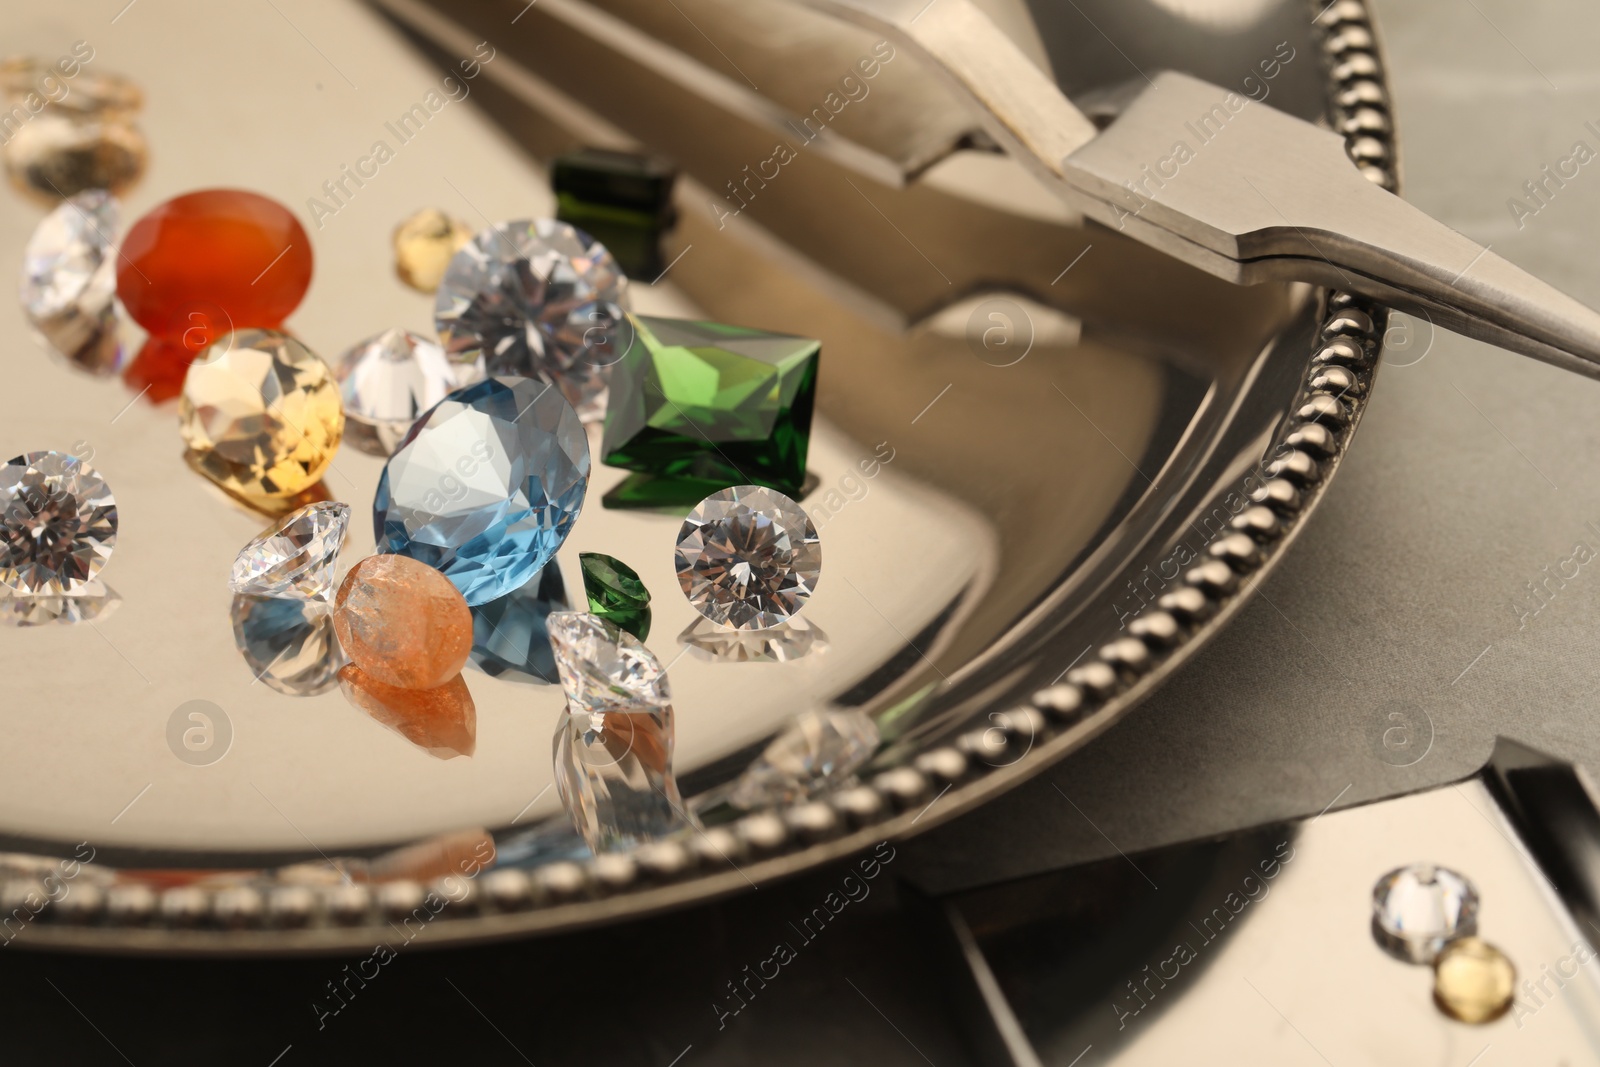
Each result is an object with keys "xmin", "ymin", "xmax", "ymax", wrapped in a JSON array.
[
  {"xmin": 392, "ymin": 208, "xmax": 473, "ymax": 294},
  {"xmin": 180, "ymin": 329, "xmax": 344, "ymax": 500},
  {"xmin": 1433, "ymin": 937, "xmax": 1516, "ymax": 1024}
]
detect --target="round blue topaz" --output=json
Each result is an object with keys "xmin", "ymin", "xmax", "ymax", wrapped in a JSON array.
[{"xmin": 375, "ymin": 376, "xmax": 590, "ymax": 605}]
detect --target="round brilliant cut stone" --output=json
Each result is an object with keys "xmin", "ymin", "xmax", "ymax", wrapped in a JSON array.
[
  {"xmin": 0, "ymin": 451, "xmax": 117, "ymax": 596},
  {"xmin": 434, "ymin": 219, "xmax": 630, "ymax": 422},
  {"xmin": 21, "ymin": 189, "xmax": 124, "ymax": 374},
  {"xmin": 336, "ymin": 327, "xmax": 484, "ymax": 456},
  {"xmin": 547, "ymin": 611, "xmax": 671, "ymax": 713},
  {"xmin": 229, "ymin": 501, "xmax": 350, "ymax": 599},
  {"xmin": 1371, "ymin": 863, "xmax": 1478, "ymax": 963},
  {"xmin": 179, "ymin": 329, "xmax": 345, "ymax": 500},
  {"xmin": 374, "ymin": 376, "xmax": 589, "ymax": 606},
  {"xmin": 675, "ymin": 486, "xmax": 820, "ymax": 630}
]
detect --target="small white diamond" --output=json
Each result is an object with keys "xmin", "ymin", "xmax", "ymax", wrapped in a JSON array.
[
  {"xmin": 335, "ymin": 327, "xmax": 484, "ymax": 456},
  {"xmin": 730, "ymin": 709, "xmax": 879, "ymax": 809},
  {"xmin": 21, "ymin": 190, "xmax": 124, "ymax": 374},
  {"xmin": 229, "ymin": 501, "xmax": 351, "ymax": 599},
  {"xmin": 434, "ymin": 219, "xmax": 630, "ymax": 422},
  {"xmin": 1372, "ymin": 863, "xmax": 1478, "ymax": 963},
  {"xmin": 547, "ymin": 611, "xmax": 671, "ymax": 713},
  {"xmin": 676, "ymin": 486, "xmax": 821, "ymax": 630},
  {"xmin": 0, "ymin": 451, "xmax": 117, "ymax": 596}
]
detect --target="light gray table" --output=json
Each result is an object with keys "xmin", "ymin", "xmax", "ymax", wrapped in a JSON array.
[{"xmin": 904, "ymin": 0, "xmax": 1600, "ymax": 895}]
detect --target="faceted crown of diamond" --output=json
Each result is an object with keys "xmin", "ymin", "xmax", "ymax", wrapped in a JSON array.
[
  {"xmin": 229, "ymin": 501, "xmax": 351, "ymax": 599},
  {"xmin": 375, "ymin": 376, "xmax": 590, "ymax": 606},
  {"xmin": 601, "ymin": 314, "xmax": 819, "ymax": 495},
  {"xmin": 1372, "ymin": 863, "xmax": 1479, "ymax": 962},
  {"xmin": 730, "ymin": 709, "xmax": 879, "ymax": 810},
  {"xmin": 21, "ymin": 189, "xmax": 118, "ymax": 324},
  {"xmin": 0, "ymin": 450, "xmax": 117, "ymax": 596},
  {"xmin": 336, "ymin": 327, "xmax": 485, "ymax": 457},
  {"xmin": 676, "ymin": 485, "xmax": 821, "ymax": 630},
  {"xmin": 434, "ymin": 219, "xmax": 630, "ymax": 423},
  {"xmin": 180, "ymin": 329, "xmax": 345, "ymax": 500},
  {"xmin": 547, "ymin": 611, "xmax": 671, "ymax": 713},
  {"xmin": 579, "ymin": 551, "xmax": 651, "ymax": 641}
]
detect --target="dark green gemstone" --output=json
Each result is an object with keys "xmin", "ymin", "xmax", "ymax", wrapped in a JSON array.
[
  {"xmin": 578, "ymin": 551, "xmax": 652, "ymax": 640},
  {"xmin": 600, "ymin": 314, "xmax": 819, "ymax": 501},
  {"xmin": 552, "ymin": 148, "xmax": 677, "ymax": 280}
]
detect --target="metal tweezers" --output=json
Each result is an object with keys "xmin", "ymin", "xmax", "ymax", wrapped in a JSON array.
[{"xmin": 802, "ymin": 0, "xmax": 1600, "ymax": 378}]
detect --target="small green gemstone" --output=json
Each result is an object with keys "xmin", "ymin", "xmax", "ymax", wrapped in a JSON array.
[
  {"xmin": 552, "ymin": 148, "xmax": 677, "ymax": 280},
  {"xmin": 600, "ymin": 314, "xmax": 819, "ymax": 499},
  {"xmin": 578, "ymin": 551, "xmax": 652, "ymax": 640}
]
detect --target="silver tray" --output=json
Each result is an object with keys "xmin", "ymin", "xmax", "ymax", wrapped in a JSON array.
[{"xmin": 0, "ymin": 0, "xmax": 1390, "ymax": 952}]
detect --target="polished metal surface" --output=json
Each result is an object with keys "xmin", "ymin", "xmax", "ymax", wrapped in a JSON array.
[
  {"xmin": 939, "ymin": 757, "xmax": 1600, "ymax": 1062},
  {"xmin": 807, "ymin": 0, "xmax": 1600, "ymax": 378},
  {"xmin": 0, "ymin": 0, "xmax": 1388, "ymax": 951}
]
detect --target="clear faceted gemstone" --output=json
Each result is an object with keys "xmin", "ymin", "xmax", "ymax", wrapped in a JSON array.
[
  {"xmin": 336, "ymin": 328, "xmax": 484, "ymax": 457},
  {"xmin": 470, "ymin": 563, "xmax": 569, "ymax": 684},
  {"xmin": 21, "ymin": 189, "xmax": 125, "ymax": 374},
  {"xmin": 547, "ymin": 611, "xmax": 671, "ymax": 713},
  {"xmin": 229, "ymin": 501, "xmax": 351, "ymax": 599},
  {"xmin": 1372, "ymin": 863, "xmax": 1479, "ymax": 963},
  {"xmin": 0, "ymin": 580, "xmax": 119, "ymax": 628},
  {"xmin": 679, "ymin": 616, "xmax": 827, "ymax": 663},
  {"xmin": 375, "ymin": 376, "xmax": 590, "ymax": 606},
  {"xmin": 554, "ymin": 705, "xmax": 696, "ymax": 852},
  {"xmin": 434, "ymin": 219, "xmax": 630, "ymax": 422},
  {"xmin": 676, "ymin": 485, "xmax": 821, "ymax": 630},
  {"xmin": 231, "ymin": 594, "xmax": 346, "ymax": 697},
  {"xmin": 729, "ymin": 709, "xmax": 879, "ymax": 809},
  {"xmin": 0, "ymin": 451, "xmax": 117, "ymax": 595}
]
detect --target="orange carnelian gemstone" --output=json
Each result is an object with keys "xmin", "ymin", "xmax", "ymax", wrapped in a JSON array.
[
  {"xmin": 116, "ymin": 189, "xmax": 312, "ymax": 350},
  {"xmin": 332, "ymin": 555, "xmax": 473, "ymax": 690}
]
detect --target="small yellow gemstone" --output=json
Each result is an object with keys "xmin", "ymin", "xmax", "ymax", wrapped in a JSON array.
[
  {"xmin": 180, "ymin": 329, "xmax": 344, "ymax": 500},
  {"xmin": 1433, "ymin": 937, "xmax": 1515, "ymax": 1024},
  {"xmin": 392, "ymin": 208, "xmax": 474, "ymax": 293}
]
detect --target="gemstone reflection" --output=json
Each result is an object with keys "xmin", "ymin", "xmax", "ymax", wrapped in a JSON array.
[
  {"xmin": 679, "ymin": 616, "xmax": 826, "ymax": 664},
  {"xmin": 554, "ymin": 705, "xmax": 695, "ymax": 852},
  {"xmin": 339, "ymin": 666, "xmax": 476, "ymax": 760},
  {"xmin": 729, "ymin": 709, "xmax": 879, "ymax": 810},
  {"xmin": 231, "ymin": 594, "xmax": 345, "ymax": 696},
  {"xmin": 469, "ymin": 563, "xmax": 569, "ymax": 684},
  {"xmin": 0, "ymin": 581, "xmax": 119, "ymax": 628}
]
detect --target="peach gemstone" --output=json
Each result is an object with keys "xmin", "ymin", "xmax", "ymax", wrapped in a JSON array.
[
  {"xmin": 332, "ymin": 555, "xmax": 472, "ymax": 689},
  {"xmin": 339, "ymin": 666, "xmax": 476, "ymax": 760}
]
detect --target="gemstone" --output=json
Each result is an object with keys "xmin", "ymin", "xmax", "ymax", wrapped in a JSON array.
[
  {"xmin": 375, "ymin": 376, "xmax": 589, "ymax": 606},
  {"xmin": 116, "ymin": 189, "xmax": 313, "ymax": 351},
  {"xmin": 1372, "ymin": 863, "xmax": 1479, "ymax": 963},
  {"xmin": 1, "ymin": 58, "xmax": 145, "ymax": 115},
  {"xmin": 333, "ymin": 554, "xmax": 474, "ymax": 690},
  {"xmin": 3, "ymin": 113, "xmax": 147, "ymax": 206},
  {"xmin": 0, "ymin": 580, "xmax": 119, "ymax": 628},
  {"xmin": 340, "ymin": 666, "xmax": 476, "ymax": 760},
  {"xmin": 554, "ymin": 705, "xmax": 695, "ymax": 852},
  {"xmin": 392, "ymin": 208, "xmax": 474, "ymax": 294},
  {"xmin": 231, "ymin": 594, "xmax": 346, "ymax": 697},
  {"xmin": 547, "ymin": 611, "xmax": 671, "ymax": 713},
  {"xmin": 469, "ymin": 563, "xmax": 569, "ymax": 684},
  {"xmin": 0, "ymin": 451, "xmax": 117, "ymax": 596},
  {"xmin": 680, "ymin": 616, "xmax": 826, "ymax": 664},
  {"xmin": 1434, "ymin": 938, "xmax": 1516, "ymax": 1024},
  {"xmin": 21, "ymin": 190, "xmax": 122, "ymax": 375},
  {"xmin": 434, "ymin": 219, "xmax": 630, "ymax": 422},
  {"xmin": 179, "ymin": 329, "xmax": 345, "ymax": 500},
  {"xmin": 600, "ymin": 314, "xmax": 818, "ymax": 505},
  {"xmin": 675, "ymin": 486, "xmax": 821, "ymax": 630},
  {"xmin": 229, "ymin": 501, "xmax": 351, "ymax": 599},
  {"xmin": 729, "ymin": 709, "xmax": 879, "ymax": 809},
  {"xmin": 552, "ymin": 148, "xmax": 678, "ymax": 280},
  {"xmin": 336, "ymin": 328, "xmax": 484, "ymax": 457},
  {"xmin": 579, "ymin": 552, "xmax": 651, "ymax": 640}
]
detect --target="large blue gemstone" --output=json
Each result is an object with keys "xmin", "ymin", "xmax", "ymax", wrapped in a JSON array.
[{"xmin": 374, "ymin": 376, "xmax": 589, "ymax": 605}]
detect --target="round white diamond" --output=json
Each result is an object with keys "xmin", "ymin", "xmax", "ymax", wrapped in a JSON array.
[
  {"xmin": 1372, "ymin": 863, "xmax": 1478, "ymax": 963},
  {"xmin": 229, "ymin": 501, "xmax": 351, "ymax": 600},
  {"xmin": 433, "ymin": 219, "xmax": 630, "ymax": 423},
  {"xmin": 20, "ymin": 190, "xmax": 124, "ymax": 374},
  {"xmin": 547, "ymin": 611, "xmax": 671, "ymax": 713},
  {"xmin": 675, "ymin": 486, "xmax": 820, "ymax": 630},
  {"xmin": 0, "ymin": 451, "xmax": 117, "ymax": 595},
  {"xmin": 336, "ymin": 328, "xmax": 484, "ymax": 456}
]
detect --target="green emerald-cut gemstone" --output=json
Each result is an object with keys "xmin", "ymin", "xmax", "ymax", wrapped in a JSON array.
[
  {"xmin": 578, "ymin": 551, "xmax": 652, "ymax": 640},
  {"xmin": 600, "ymin": 314, "xmax": 819, "ymax": 504},
  {"xmin": 552, "ymin": 148, "xmax": 677, "ymax": 280}
]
